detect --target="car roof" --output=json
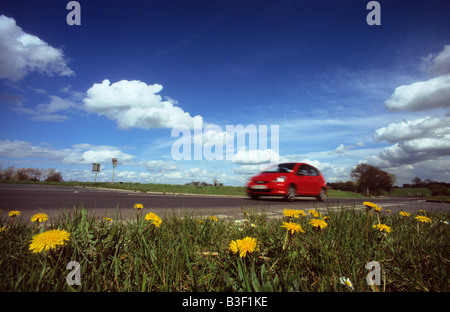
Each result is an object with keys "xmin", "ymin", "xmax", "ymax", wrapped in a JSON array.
[{"xmin": 278, "ymin": 162, "xmax": 320, "ymax": 170}]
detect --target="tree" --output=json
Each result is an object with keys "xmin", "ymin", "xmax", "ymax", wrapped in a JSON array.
[
  {"xmin": 411, "ymin": 177, "xmax": 424, "ymax": 188},
  {"xmin": 44, "ymin": 168, "xmax": 64, "ymax": 182},
  {"xmin": 351, "ymin": 164, "xmax": 396, "ymax": 196},
  {"xmin": 0, "ymin": 166, "xmax": 15, "ymax": 180}
]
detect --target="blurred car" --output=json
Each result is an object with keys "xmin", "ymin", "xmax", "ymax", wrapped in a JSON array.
[{"xmin": 246, "ymin": 162, "xmax": 327, "ymax": 201}]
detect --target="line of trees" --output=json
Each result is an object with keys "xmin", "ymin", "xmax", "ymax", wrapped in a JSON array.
[
  {"xmin": 405, "ymin": 177, "xmax": 450, "ymax": 196},
  {"xmin": 0, "ymin": 166, "xmax": 63, "ymax": 182},
  {"xmin": 185, "ymin": 179, "xmax": 224, "ymax": 187}
]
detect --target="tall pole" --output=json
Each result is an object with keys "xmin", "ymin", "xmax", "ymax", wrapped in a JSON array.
[{"xmin": 112, "ymin": 158, "xmax": 117, "ymax": 183}]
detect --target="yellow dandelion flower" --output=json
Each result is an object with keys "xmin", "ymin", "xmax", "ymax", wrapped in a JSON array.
[
  {"xmin": 363, "ymin": 201, "xmax": 375, "ymax": 208},
  {"xmin": 144, "ymin": 212, "xmax": 162, "ymax": 227},
  {"xmin": 0, "ymin": 226, "xmax": 6, "ymax": 233},
  {"xmin": 373, "ymin": 223, "xmax": 392, "ymax": 233},
  {"xmin": 31, "ymin": 213, "xmax": 49, "ymax": 223},
  {"xmin": 134, "ymin": 203, "xmax": 144, "ymax": 210},
  {"xmin": 374, "ymin": 205, "xmax": 382, "ymax": 212},
  {"xmin": 208, "ymin": 216, "xmax": 218, "ymax": 222},
  {"xmin": 229, "ymin": 237, "xmax": 259, "ymax": 258},
  {"xmin": 229, "ymin": 240, "xmax": 239, "ymax": 254},
  {"xmin": 386, "ymin": 210, "xmax": 391, "ymax": 213},
  {"xmin": 281, "ymin": 221, "xmax": 305, "ymax": 235},
  {"xmin": 309, "ymin": 218, "xmax": 328, "ymax": 230},
  {"xmin": 102, "ymin": 217, "xmax": 113, "ymax": 222},
  {"xmin": 363, "ymin": 202, "xmax": 381, "ymax": 212},
  {"xmin": 29, "ymin": 229, "xmax": 70, "ymax": 253},
  {"xmin": 399, "ymin": 211, "xmax": 411, "ymax": 217},
  {"xmin": 418, "ymin": 210, "xmax": 426, "ymax": 213},
  {"xmin": 283, "ymin": 209, "xmax": 305, "ymax": 218},
  {"xmin": 415, "ymin": 215, "xmax": 432, "ymax": 223},
  {"xmin": 308, "ymin": 209, "xmax": 321, "ymax": 218},
  {"xmin": 8, "ymin": 211, "xmax": 21, "ymax": 217}
]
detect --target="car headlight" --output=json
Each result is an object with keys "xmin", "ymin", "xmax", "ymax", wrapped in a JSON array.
[{"xmin": 273, "ymin": 176, "xmax": 286, "ymax": 182}]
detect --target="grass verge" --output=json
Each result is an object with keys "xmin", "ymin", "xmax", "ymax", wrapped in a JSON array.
[{"xmin": 1, "ymin": 204, "xmax": 448, "ymax": 292}]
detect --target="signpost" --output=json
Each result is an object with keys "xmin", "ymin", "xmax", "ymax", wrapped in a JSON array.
[
  {"xmin": 112, "ymin": 158, "xmax": 118, "ymax": 183},
  {"xmin": 92, "ymin": 163, "xmax": 100, "ymax": 182}
]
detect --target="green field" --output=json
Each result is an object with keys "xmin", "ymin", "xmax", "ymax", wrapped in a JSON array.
[
  {"xmin": 1, "ymin": 204, "xmax": 448, "ymax": 291},
  {"xmin": 388, "ymin": 188, "xmax": 432, "ymax": 197}
]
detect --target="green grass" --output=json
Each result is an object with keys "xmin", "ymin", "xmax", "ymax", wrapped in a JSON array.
[
  {"xmin": 388, "ymin": 187, "xmax": 450, "ymax": 202},
  {"xmin": 1, "ymin": 205, "xmax": 448, "ymax": 292},
  {"xmin": 388, "ymin": 188, "xmax": 432, "ymax": 197}
]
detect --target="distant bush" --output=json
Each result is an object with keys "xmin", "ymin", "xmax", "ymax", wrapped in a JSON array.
[
  {"xmin": 428, "ymin": 184, "xmax": 450, "ymax": 196},
  {"xmin": 44, "ymin": 169, "xmax": 64, "ymax": 182},
  {"xmin": 0, "ymin": 166, "xmax": 63, "ymax": 182},
  {"xmin": 185, "ymin": 179, "xmax": 223, "ymax": 187}
]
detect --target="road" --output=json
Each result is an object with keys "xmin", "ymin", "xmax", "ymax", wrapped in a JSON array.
[{"xmin": 0, "ymin": 183, "xmax": 448, "ymax": 222}]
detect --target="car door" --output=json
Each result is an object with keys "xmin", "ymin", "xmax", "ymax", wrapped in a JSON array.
[
  {"xmin": 294, "ymin": 164, "xmax": 313, "ymax": 195},
  {"xmin": 306, "ymin": 166, "xmax": 322, "ymax": 195}
]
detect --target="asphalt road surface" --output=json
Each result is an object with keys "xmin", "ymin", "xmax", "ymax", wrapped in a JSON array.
[{"xmin": 0, "ymin": 183, "xmax": 448, "ymax": 222}]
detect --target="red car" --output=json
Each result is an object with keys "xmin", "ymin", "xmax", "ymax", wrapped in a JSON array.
[{"xmin": 246, "ymin": 162, "xmax": 327, "ymax": 201}]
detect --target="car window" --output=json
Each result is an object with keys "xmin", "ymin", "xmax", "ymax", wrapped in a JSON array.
[
  {"xmin": 308, "ymin": 166, "xmax": 319, "ymax": 176},
  {"xmin": 263, "ymin": 163, "xmax": 296, "ymax": 173},
  {"xmin": 297, "ymin": 165, "xmax": 309, "ymax": 176}
]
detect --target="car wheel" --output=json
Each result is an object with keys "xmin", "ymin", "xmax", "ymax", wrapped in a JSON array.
[
  {"xmin": 285, "ymin": 185, "xmax": 296, "ymax": 202},
  {"xmin": 249, "ymin": 194, "xmax": 260, "ymax": 200},
  {"xmin": 317, "ymin": 188, "xmax": 326, "ymax": 202}
]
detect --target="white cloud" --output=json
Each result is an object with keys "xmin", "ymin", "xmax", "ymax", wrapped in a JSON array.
[
  {"xmin": 384, "ymin": 75, "xmax": 450, "ymax": 112},
  {"xmin": 367, "ymin": 44, "xmax": 450, "ymax": 185},
  {"xmin": 0, "ymin": 15, "xmax": 74, "ymax": 81},
  {"xmin": 140, "ymin": 160, "xmax": 178, "ymax": 172},
  {"xmin": 231, "ymin": 147, "xmax": 280, "ymax": 164},
  {"xmin": 374, "ymin": 114, "xmax": 450, "ymax": 143},
  {"xmin": 368, "ymin": 113, "xmax": 450, "ymax": 183},
  {"xmin": 372, "ymin": 136, "xmax": 450, "ymax": 167},
  {"xmin": 0, "ymin": 140, "xmax": 135, "ymax": 165},
  {"xmin": 84, "ymin": 79, "xmax": 201, "ymax": 129},
  {"xmin": 385, "ymin": 44, "xmax": 450, "ymax": 112},
  {"xmin": 422, "ymin": 44, "xmax": 450, "ymax": 76},
  {"xmin": 10, "ymin": 94, "xmax": 79, "ymax": 122}
]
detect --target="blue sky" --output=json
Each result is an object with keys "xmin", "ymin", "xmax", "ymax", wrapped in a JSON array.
[{"xmin": 1, "ymin": 0, "xmax": 450, "ymax": 186}]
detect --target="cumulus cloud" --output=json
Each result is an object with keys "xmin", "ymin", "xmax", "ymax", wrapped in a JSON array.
[
  {"xmin": 84, "ymin": 79, "xmax": 201, "ymax": 129},
  {"xmin": 368, "ymin": 113, "xmax": 450, "ymax": 182},
  {"xmin": 371, "ymin": 44, "xmax": 450, "ymax": 184},
  {"xmin": 385, "ymin": 44, "xmax": 450, "ymax": 112},
  {"xmin": 371, "ymin": 136, "xmax": 450, "ymax": 167},
  {"xmin": 0, "ymin": 15, "xmax": 74, "ymax": 81},
  {"xmin": 374, "ymin": 114, "xmax": 450, "ymax": 143},
  {"xmin": 384, "ymin": 75, "xmax": 450, "ymax": 112}
]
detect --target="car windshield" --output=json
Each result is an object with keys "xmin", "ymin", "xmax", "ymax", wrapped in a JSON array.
[{"xmin": 262, "ymin": 163, "xmax": 296, "ymax": 173}]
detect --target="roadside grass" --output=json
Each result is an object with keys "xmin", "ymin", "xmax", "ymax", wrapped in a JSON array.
[
  {"xmin": 388, "ymin": 187, "xmax": 450, "ymax": 203},
  {"xmin": 1, "ymin": 204, "xmax": 448, "ymax": 292},
  {"xmin": 388, "ymin": 188, "xmax": 432, "ymax": 197}
]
